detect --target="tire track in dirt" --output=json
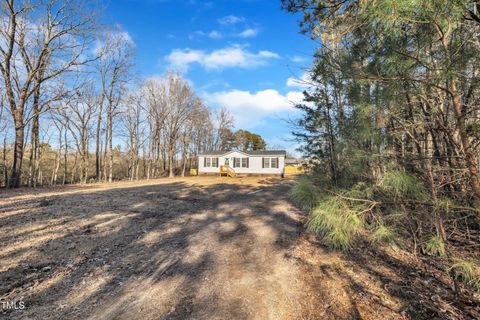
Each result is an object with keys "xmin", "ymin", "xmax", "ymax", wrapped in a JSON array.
[{"xmin": 1, "ymin": 177, "xmax": 322, "ymax": 319}]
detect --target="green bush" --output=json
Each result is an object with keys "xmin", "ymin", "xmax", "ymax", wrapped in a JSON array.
[
  {"xmin": 307, "ymin": 196, "xmax": 364, "ymax": 250},
  {"xmin": 425, "ymin": 235, "xmax": 446, "ymax": 257},
  {"xmin": 450, "ymin": 259, "xmax": 480, "ymax": 293},
  {"xmin": 290, "ymin": 176, "xmax": 318, "ymax": 212},
  {"xmin": 379, "ymin": 169, "xmax": 428, "ymax": 201},
  {"xmin": 345, "ymin": 181, "xmax": 375, "ymax": 200},
  {"xmin": 372, "ymin": 224, "xmax": 398, "ymax": 245}
]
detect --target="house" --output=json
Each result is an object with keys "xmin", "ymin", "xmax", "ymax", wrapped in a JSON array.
[{"xmin": 198, "ymin": 150, "xmax": 286, "ymax": 176}]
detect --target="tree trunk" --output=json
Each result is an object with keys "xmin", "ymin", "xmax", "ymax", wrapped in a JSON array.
[
  {"xmin": 108, "ymin": 110, "xmax": 113, "ymax": 183},
  {"xmin": 95, "ymin": 91, "xmax": 105, "ymax": 181},
  {"xmin": 70, "ymin": 153, "xmax": 77, "ymax": 184},
  {"xmin": 135, "ymin": 156, "xmax": 139, "ymax": 180},
  {"xmin": 450, "ymin": 80, "xmax": 480, "ymax": 198},
  {"xmin": 103, "ymin": 116, "xmax": 109, "ymax": 182},
  {"xmin": 143, "ymin": 145, "xmax": 147, "ymax": 179},
  {"xmin": 168, "ymin": 146, "xmax": 174, "ymax": 178},
  {"xmin": 3, "ymin": 136, "xmax": 8, "ymax": 188},
  {"xmin": 181, "ymin": 152, "xmax": 187, "ymax": 177},
  {"xmin": 51, "ymin": 147, "xmax": 61, "ymax": 185},
  {"xmin": 28, "ymin": 70, "xmax": 45, "ymax": 188},
  {"xmin": 28, "ymin": 112, "xmax": 39, "ymax": 187},
  {"xmin": 146, "ymin": 142, "xmax": 151, "ymax": 180},
  {"xmin": 9, "ymin": 114, "xmax": 24, "ymax": 188}
]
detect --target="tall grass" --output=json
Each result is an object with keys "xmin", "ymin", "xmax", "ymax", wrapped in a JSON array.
[
  {"xmin": 290, "ymin": 171, "xmax": 451, "ymax": 255},
  {"xmin": 290, "ymin": 176, "xmax": 318, "ymax": 212},
  {"xmin": 372, "ymin": 224, "xmax": 398, "ymax": 245},
  {"xmin": 379, "ymin": 169, "xmax": 428, "ymax": 201},
  {"xmin": 425, "ymin": 235, "xmax": 446, "ymax": 257},
  {"xmin": 345, "ymin": 181, "xmax": 375, "ymax": 200},
  {"xmin": 450, "ymin": 259, "xmax": 480, "ymax": 293},
  {"xmin": 307, "ymin": 196, "xmax": 364, "ymax": 250}
]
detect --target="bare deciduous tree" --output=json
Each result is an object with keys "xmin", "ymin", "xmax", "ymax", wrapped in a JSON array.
[
  {"xmin": 123, "ymin": 91, "xmax": 145, "ymax": 181},
  {"xmin": 0, "ymin": 0, "xmax": 95, "ymax": 187},
  {"xmin": 61, "ymin": 85, "xmax": 97, "ymax": 183},
  {"xmin": 94, "ymin": 27, "xmax": 135, "ymax": 182}
]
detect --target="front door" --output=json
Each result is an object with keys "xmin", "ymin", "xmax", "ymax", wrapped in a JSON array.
[{"xmin": 225, "ymin": 158, "xmax": 229, "ymax": 166}]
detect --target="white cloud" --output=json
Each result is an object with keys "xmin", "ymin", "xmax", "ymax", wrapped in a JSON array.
[
  {"xmin": 218, "ymin": 15, "xmax": 245, "ymax": 25},
  {"xmin": 237, "ymin": 28, "xmax": 259, "ymax": 38},
  {"xmin": 166, "ymin": 45, "xmax": 280, "ymax": 71},
  {"xmin": 166, "ymin": 49, "xmax": 203, "ymax": 70},
  {"xmin": 290, "ymin": 55, "xmax": 308, "ymax": 63},
  {"xmin": 202, "ymin": 89, "xmax": 303, "ymax": 127},
  {"xmin": 286, "ymin": 72, "xmax": 313, "ymax": 90},
  {"xmin": 191, "ymin": 30, "xmax": 223, "ymax": 40},
  {"xmin": 208, "ymin": 30, "xmax": 222, "ymax": 39},
  {"xmin": 205, "ymin": 89, "xmax": 295, "ymax": 112}
]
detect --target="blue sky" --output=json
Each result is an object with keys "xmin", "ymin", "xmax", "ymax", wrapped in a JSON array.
[{"xmin": 103, "ymin": 0, "xmax": 315, "ymax": 154}]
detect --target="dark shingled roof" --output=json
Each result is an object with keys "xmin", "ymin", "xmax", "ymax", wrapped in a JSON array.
[
  {"xmin": 197, "ymin": 150, "xmax": 226, "ymax": 156},
  {"xmin": 198, "ymin": 150, "xmax": 286, "ymax": 157}
]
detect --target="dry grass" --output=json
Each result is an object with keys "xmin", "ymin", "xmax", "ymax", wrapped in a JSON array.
[
  {"xmin": 0, "ymin": 176, "xmax": 317, "ymax": 319},
  {"xmin": 2, "ymin": 176, "xmax": 478, "ymax": 319}
]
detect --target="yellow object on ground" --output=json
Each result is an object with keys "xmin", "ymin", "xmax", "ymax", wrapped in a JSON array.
[
  {"xmin": 284, "ymin": 165, "xmax": 304, "ymax": 175},
  {"xmin": 190, "ymin": 168, "xmax": 198, "ymax": 176}
]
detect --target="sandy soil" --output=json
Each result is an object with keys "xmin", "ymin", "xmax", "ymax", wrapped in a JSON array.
[{"xmin": 1, "ymin": 176, "xmax": 473, "ymax": 319}]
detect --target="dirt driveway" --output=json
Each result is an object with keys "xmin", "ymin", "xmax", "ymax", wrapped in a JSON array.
[
  {"xmin": 3, "ymin": 176, "xmax": 432, "ymax": 320},
  {"xmin": 0, "ymin": 177, "xmax": 319, "ymax": 319}
]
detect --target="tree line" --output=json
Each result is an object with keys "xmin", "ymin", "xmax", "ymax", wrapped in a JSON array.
[
  {"xmin": 284, "ymin": 0, "xmax": 480, "ymax": 203},
  {"xmin": 284, "ymin": 0, "xmax": 480, "ymax": 301},
  {"xmin": 0, "ymin": 0, "xmax": 267, "ymax": 188}
]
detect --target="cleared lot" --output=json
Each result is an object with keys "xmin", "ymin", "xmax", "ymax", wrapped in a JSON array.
[
  {"xmin": 1, "ymin": 177, "xmax": 314, "ymax": 319},
  {"xmin": 1, "ymin": 176, "xmax": 417, "ymax": 319}
]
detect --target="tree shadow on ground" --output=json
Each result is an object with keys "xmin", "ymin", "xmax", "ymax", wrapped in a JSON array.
[
  {"xmin": 345, "ymin": 244, "xmax": 480, "ymax": 319},
  {"xmin": 1, "ymin": 177, "xmax": 311, "ymax": 320},
  {"xmin": 292, "ymin": 235, "xmax": 480, "ymax": 320}
]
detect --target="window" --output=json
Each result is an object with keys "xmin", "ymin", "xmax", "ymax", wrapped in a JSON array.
[
  {"xmin": 204, "ymin": 157, "xmax": 218, "ymax": 168},
  {"xmin": 262, "ymin": 157, "xmax": 270, "ymax": 168},
  {"xmin": 262, "ymin": 157, "xmax": 279, "ymax": 169},
  {"xmin": 234, "ymin": 157, "xmax": 241, "ymax": 168},
  {"xmin": 241, "ymin": 158, "xmax": 249, "ymax": 168},
  {"xmin": 271, "ymin": 157, "xmax": 278, "ymax": 168},
  {"xmin": 225, "ymin": 158, "xmax": 229, "ymax": 166}
]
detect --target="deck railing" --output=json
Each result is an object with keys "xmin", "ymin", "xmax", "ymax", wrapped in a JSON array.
[{"xmin": 220, "ymin": 165, "xmax": 236, "ymax": 177}]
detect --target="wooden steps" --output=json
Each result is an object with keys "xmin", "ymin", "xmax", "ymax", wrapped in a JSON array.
[{"xmin": 220, "ymin": 165, "xmax": 236, "ymax": 177}]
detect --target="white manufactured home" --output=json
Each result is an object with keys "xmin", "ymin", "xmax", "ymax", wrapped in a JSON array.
[{"xmin": 198, "ymin": 150, "xmax": 286, "ymax": 176}]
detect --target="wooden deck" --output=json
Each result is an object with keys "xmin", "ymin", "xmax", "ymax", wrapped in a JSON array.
[{"xmin": 220, "ymin": 165, "xmax": 236, "ymax": 177}]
